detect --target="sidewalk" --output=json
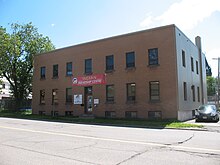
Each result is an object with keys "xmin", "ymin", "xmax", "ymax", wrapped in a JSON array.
[{"xmin": 184, "ymin": 119, "xmax": 220, "ymax": 132}]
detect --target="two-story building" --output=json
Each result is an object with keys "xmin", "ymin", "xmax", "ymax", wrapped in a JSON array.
[
  {"xmin": 0, "ymin": 77, "xmax": 11, "ymax": 100},
  {"xmin": 32, "ymin": 24, "xmax": 207, "ymax": 121}
]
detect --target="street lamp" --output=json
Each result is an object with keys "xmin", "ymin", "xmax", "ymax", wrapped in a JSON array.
[{"xmin": 212, "ymin": 57, "xmax": 220, "ymax": 108}]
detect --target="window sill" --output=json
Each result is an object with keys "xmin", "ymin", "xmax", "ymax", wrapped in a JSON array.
[
  {"xmin": 147, "ymin": 64, "xmax": 160, "ymax": 68},
  {"xmin": 105, "ymin": 101, "xmax": 115, "ymax": 104},
  {"xmin": 125, "ymin": 67, "xmax": 136, "ymax": 71},
  {"xmin": 84, "ymin": 72, "xmax": 93, "ymax": 75},
  {"xmin": 149, "ymin": 100, "xmax": 160, "ymax": 104},
  {"xmin": 52, "ymin": 76, "xmax": 59, "ymax": 79},
  {"xmin": 126, "ymin": 100, "xmax": 136, "ymax": 104},
  {"xmin": 66, "ymin": 74, "xmax": 73, "ymax": 77},
  {"xmin": 105, "ymin": 69, "xmax": 115, "ymax": 73}
]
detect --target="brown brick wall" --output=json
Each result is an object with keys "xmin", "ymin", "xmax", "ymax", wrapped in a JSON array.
[{"xmin": 33, "ymin": 25, "xmax": 178, "ymax": 119}]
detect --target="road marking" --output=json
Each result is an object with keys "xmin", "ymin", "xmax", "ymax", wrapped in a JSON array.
[{"xmin": 0, "ymin": 125, "xmax": 220, "ymax": 154}]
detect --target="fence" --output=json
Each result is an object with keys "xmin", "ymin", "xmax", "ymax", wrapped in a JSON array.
[
  {"xmin": 0, "ymin": 99, "xmax": 32, "ymax": 111},
  {"xmin": 208, "ymin": 95, "xmax": 217, "ymax": 103}
]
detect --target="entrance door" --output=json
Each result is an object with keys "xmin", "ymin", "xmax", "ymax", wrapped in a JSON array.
[{"xmin": 84, "ymin": 86, "xmax": 93, "ymax": 114}]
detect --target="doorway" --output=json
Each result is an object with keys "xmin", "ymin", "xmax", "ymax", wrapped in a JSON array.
[{"xmin": 84, "ymin": 86, "xmax": 93, "ymax": 114}]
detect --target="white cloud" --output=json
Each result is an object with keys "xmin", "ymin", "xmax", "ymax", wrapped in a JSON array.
[
  {"xmin": 140, "ymin": 0, "xmax": 220, "ymax": 30},
  {"xmin": 140, "ymin": 13, "xmax": 153, "ymax": 28},
  {"xmin": 51, "ymin": 23, "xmax": 55, "ymax": 27}
]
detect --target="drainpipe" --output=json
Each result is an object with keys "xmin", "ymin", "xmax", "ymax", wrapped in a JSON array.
[{"xmin": 195, "ymin": 36, "xmax": 205, "ymax": 104}]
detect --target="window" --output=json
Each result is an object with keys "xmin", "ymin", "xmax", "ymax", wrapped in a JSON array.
[
  {"xmin": 126, "ymin": 52, "xmax": 135, "ymax": 68},
  {"xmin": 127, "ymin": 83, "xmax": 136, "ymax": 101},
  {"xmin": 191, "ymin": 85, "xmax": 195, "ymax": 102},
  {"xmin": 65, "ymin": 111, "xmax": 73, "ymax": 116},
  {"xmin": 183, "ymin": 82, "xmax": 187, "ymax": 101},
  {"xmin": 182, "ymin": 50, "xmax": 186, "ymax": 67},
  {"xmin": 66, "ymin": 62, "xmax": 72, "ymax": 76},
  {"xmin": 149, "ymin": 81, "xmax": 160, "ymax": 101},
  {"xmin": 2, "ymin": 84, "xmax": 5, "ymax": 89},
  {"xmin": 105, "ymin": 111, "xmax": 116, "ymax": 118},
  {"xmin": 51, "ymin": 111, "xmax": 58, "ymax": 116},
  {"xmin": 52, "ymin": 89, "xmax": 58, "ymax": 104},
  {"xmin": 125, "ymin": 111, "xmax": 137, "ymax": 118},
  {"xmin": 40, "ymin": 67, "xmax": 46, "ymax": 79},
  {"xmin": 148, "ymin": 111, "xmax": 162, "ymax": 119},
  {"xmin": 40, "ymin": 89, "xmax": 45, "ymax": 104},
  {"xmin": 39, "ymin": 111, "xmax": 46, "ymax": 115},
  {"xmin": 106, "ymin": 55, "xmax": 114, "ymax": 71},
  {"xmin": 196, "ymin": 61, "xmax": 199, "ymax": 74},
  {"xmin": 191, "ymin": 57, "xmax": 194, "ymax": 72},
  {"xmin": 197, "ymin": 86, "xmax": 200, "ymax": 102},
  {"xmin": 85, "ymin": 59, "xmax": 92, "ymax": 74},
  {"xmin": 106, "ymin": 85, "xmax": 114, "ymax": 102},
  {"xmin": 148, "ymin": 48, "xmax": 158, "ymax": 65},
  {"xmin": 66, "ymin": 88, "xmax": 72, "ymax": 103},
  {"xmin": 53, "ymin": 64, "xmax": 58, "ymax": 78}
]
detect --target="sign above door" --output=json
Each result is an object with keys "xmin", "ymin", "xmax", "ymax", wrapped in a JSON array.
[{"xmin": 72, "ymin": 74, "xmax": 106, "ymax": 86}]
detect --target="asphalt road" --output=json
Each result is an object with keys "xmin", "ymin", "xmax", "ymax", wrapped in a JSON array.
[{"xmin": 0, "ymin": 118, "xmax": 220, "ymax": 165}]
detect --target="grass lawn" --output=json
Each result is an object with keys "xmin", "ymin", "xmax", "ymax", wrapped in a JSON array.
[{"xmin": 0, "ymin": 109, "xmax": 203, "ymax": 129}]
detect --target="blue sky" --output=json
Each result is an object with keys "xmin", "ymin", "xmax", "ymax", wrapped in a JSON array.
[{"xmin": 1, "ymin": 0, "xmax": 220, "ymax": 76}]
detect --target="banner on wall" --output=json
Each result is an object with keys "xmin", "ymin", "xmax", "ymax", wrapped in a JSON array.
[{"xmin": 72, "ymin": 74, "xmax": 106, "ymax": 86}]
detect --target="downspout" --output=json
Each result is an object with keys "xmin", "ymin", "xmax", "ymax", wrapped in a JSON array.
[{"xmin": 195, "ymin": 36, "xmax": 204, "ymax": 104}]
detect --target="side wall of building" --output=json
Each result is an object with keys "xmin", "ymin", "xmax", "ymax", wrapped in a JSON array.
[{"xmin": 175, "ymin": 27, "xmax": 206, "ymax": 121}]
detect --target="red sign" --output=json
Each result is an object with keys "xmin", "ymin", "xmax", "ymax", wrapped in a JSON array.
[{"xmin": 72, "ymin": 74, "xmax": 106, "ymax": 86}]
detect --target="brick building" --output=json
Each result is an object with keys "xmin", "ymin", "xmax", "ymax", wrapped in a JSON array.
[{"xmin": 32, "ymin": 24, "xmax": 207, "ymax": 121}]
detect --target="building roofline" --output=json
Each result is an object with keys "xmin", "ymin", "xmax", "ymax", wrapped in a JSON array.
[
  {"xmin": 174, "ymin": 25, "xmax": 199, "ymax": 48},
  {"xmin": 35, "ymin": 24, "xmax": 176, "ymax": 57}
]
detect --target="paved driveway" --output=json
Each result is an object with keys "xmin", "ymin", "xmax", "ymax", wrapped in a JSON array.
[{"xmin": 185, "ymin": 119, "xmax": 220, "ymax": 132}]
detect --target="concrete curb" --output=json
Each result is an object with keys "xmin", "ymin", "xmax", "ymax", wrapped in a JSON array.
[{"xmin": 74, "ymin": 121, "xmax": 210, "ymax": 132}]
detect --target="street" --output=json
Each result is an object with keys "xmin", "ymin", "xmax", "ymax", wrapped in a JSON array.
[{"xmin": 0, "ymin": 118, "xmax": 220, "ymax": 165}]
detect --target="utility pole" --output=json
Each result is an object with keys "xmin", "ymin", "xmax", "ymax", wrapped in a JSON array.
[{"xmin": 212, "ymin": 57, "xmax": 220, "ymax": 108}]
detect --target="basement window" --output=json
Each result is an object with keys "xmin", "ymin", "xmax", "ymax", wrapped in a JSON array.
[
  {"xmin": 125, "ymin": 111, "xmax": 137, "ymax": 118},
  {"xmin": 105, "ymin": 111, "xmax": 116, "ymax": 118},
  {"xmin": 148, "ymin": 111, "xmax": 162, "ymax": 119}
]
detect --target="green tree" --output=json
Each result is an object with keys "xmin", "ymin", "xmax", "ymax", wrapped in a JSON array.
[
  {"xmin": 0, "ymin": 22, "xmax": 55, "ymax": 110},
  {"xmin": 207, "ymin": 76, "xmax": 216, "ymax": 96},
  {"xmin": 0, "ymin": 78, "xmax": 2, "ymax": 93}
]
